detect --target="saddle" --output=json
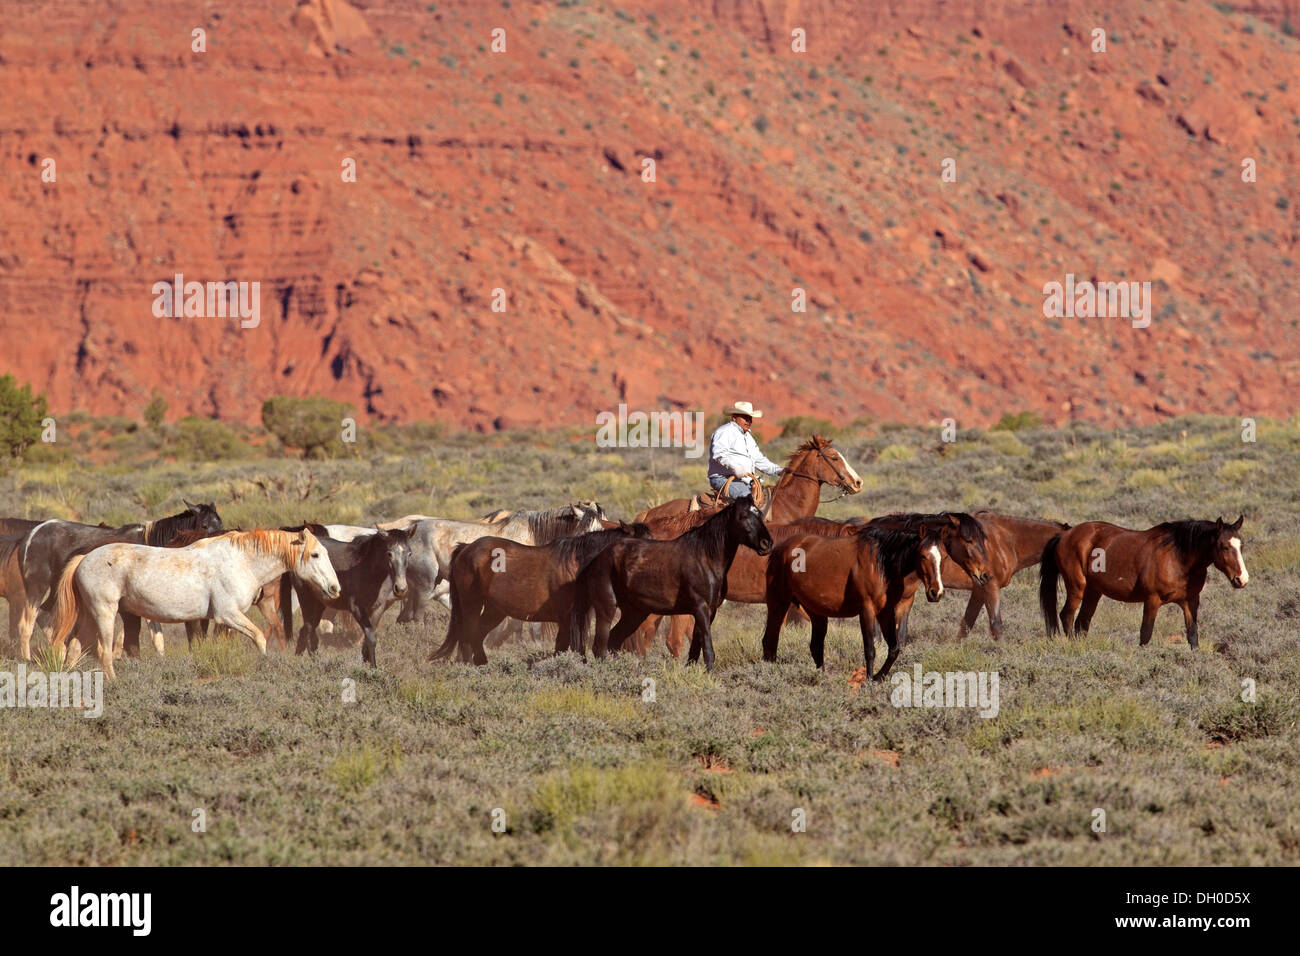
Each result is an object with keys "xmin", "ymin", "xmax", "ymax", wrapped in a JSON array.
[{"xmin": 690, "ymin": 476, "xmax": 768, "ymax": 513}]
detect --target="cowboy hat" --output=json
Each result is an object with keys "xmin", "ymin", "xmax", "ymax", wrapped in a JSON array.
[{"xmin": 722, "ymin": 401, "xmax": 763, "ymax": 419}]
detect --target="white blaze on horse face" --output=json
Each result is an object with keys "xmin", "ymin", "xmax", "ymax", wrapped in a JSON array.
[
  {"xmin": 304, "ymin": 548, "xmax": 341, "ymax": 597},
  {"xmin": 1229, "ymin": 537, "xmax": 1248, "ymax": 584},
  {"xmin": 839, "ymin": 453, "xmax": 863, "ymax": 490},
  {"xmin": 927, "ymin": 544, "xmax": 944, "ymax": 595}
]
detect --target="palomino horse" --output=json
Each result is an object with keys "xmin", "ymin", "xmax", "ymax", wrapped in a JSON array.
[
  {"xmin": 635, "ymin": 436, "xmax": 862, "ymax": 523},
  {"xmin": 428, "ymin": 522, "xmax": 652, "ymax": 665},
  {"xmin": 938, "ymin": 512, "xmax": 1069, "ymax": 640},
  {"xmin": 1039, "ymin": 516, "xmax": 1247, "ymax": 648},
  {"xmin": 14, "ymin": 503, "xmax": 223, "ymax": 659},
  {"xmin": 280, "ymin": 524, "xmax": 415, "ymax": 666},
  {"xmin": 762, "ymin": 524, "xmax": 947, "ymax": 680},
  {"xmin": 576, "ymin": 497, "xmax": 773, "ymax": 670},
  {"xmin": 49, "ymin": 529, "xmax": 339, "ymax": 679}
]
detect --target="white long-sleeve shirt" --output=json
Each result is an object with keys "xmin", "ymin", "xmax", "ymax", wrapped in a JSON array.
[{"xmin": 708, "ymin": 421, "xmax": 783, "ymax": 481}]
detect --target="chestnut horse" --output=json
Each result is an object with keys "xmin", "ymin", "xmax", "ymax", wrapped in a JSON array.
[
  {"xmin": 428, "ymin": 522, "xmax": 652, "ymax": 665},
  {"xmin": 635, "ymin": 436, "xmax": 862, "ymax": 523},
  {"xmin": 762, "ymin": 524, "xmax": 947, "ymax": 680},
  {"xmin": 1039, "ymin": 516, "xmax": 1247, "ymax": 648},
  {"xmin": 576, "ymin": 497, "xmax": 773, "ymax": 670}
]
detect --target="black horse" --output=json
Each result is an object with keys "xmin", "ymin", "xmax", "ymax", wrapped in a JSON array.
[
  {"xmin": 13, "ymin": 502, "xmax": 222, "ymax": 658},
  {"xmin": 279, "ymin": 524, "xmax": 415, "ymax": 666},
  {"xmin": 574, "ymin": 497, "xmax": 773, "ymax": 669}
]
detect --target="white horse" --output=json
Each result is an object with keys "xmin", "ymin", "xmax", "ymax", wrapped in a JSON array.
[{"xmin": 49, "ymin": 529, "xmax": 340, "ymax": 679}]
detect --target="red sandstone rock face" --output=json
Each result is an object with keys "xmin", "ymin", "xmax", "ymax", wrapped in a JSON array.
[{"xmin": 0, "ymin": 0, "xmax": 1296, "ymax": 430}]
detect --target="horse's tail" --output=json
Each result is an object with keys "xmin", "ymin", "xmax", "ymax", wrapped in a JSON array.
[
  {"xmin": 429, "ymin": 543, "xmax": 469, "ymax": 661},
  {"xmin": 1039, "ymin": 534, "xmax": 1062, "ymax": 636},
  {"xmin": 279, "ymin": 574, "xmax": 295, "ymax": 650},
  {"xmin": 49, "ymin": 554, "xmax": 87, "ymax": 649}
]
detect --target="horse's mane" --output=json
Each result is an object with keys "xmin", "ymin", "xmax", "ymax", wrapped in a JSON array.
[
  {"xmin": 553, "ymin": 523, "xmax": 651, "ymax": 567},
  {"xmin": 855, "ymin": 525, "xmax": 926, "ymax": 580},
  {"xmin": 524, "ymin": 504, "xmax": 602, "ymax": 543},
  {"xmin": 792, "ymin": 434, "xmax": 834, "ymax": 456},
  {"xmin": 1154, "ymin": 520, "xmax": 1220, "ymax": 559},
  {"xmin": 860, "ymin": 511, "xmax": 987, "ymax": 545},
  {"xmin": 643, "ymin": 507, "xmax": 720, "ymax": 538},
  {"xmin": 206, "ymin": 529, "xmax": 315, "ymax": 565},
  {"xmin": 144, "ymin": 504, "xmax": 220, "ymax": 546}
]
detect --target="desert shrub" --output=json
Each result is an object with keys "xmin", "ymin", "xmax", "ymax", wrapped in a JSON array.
[
  {"xmin": 261, "ymin": 395, "xmax": 356, "ymax": 459},
  {"xmin": 990, "ymin": 410, "xmax": 1043, "ymax": 432},
  {"xmin": 174, "ymin": 416, "xmax": 250, "ymax": 462},
  {"xmin": 0, "ymin": 373, "xmax": 48, "ymax": 464}
]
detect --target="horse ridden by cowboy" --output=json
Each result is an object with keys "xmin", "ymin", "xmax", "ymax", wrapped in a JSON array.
[{"xmin": 708, "ymin": 401, "xmax": 785, "ymax": 500}]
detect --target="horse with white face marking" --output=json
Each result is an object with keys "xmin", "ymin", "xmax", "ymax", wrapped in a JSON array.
[
  {"xmin": 1040, "ymin": 516, "xmax": 1248, "ymax": 649},
  {"xmin": 48, "ymin": 529, "xmax": 340, "ymax": 679}
]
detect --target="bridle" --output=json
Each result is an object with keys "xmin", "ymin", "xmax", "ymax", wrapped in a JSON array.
[{"xmin": 780, "ymin": 444, "xmax": 858, "ymax": 504}]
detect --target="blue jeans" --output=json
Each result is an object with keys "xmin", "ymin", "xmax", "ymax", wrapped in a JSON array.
[{"xmin": 709, "ymin": 475, "xmax": 752, "ymax": 499}]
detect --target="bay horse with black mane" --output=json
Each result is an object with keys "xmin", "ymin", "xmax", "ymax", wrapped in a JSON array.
[
  {"xmin": 762, "ymin": 523, "xmax": 948, "ymax": 680},
  {"xmin": 576, "ymin": 497, "xmax": 773, "ymax": 669},
  {"xmin": 847, "ymin": 512, "xmax": 993, "ymax": 648},
  {"xmin": 938, "ymin": 512, "xmax": 1070, "ymax": 640},
  {"xmin": 428, "ymin": 522, "xmax": 652, "ymax": 665},
  {"xmin": 1039, "ymin": 516, "xmax": 1248, "ymax": 648}
]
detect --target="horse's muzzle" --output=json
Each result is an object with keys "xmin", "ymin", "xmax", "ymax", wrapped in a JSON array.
[
  {"xmin": 755, "ymin": 541, "xmax": 773, "ymax": 557},
  {"xmin": 1231, "ymin": 576, "xmax": 1246, "ymax": 589},
  {"xmin": 975, "ymin": 572, "xmax": 991, "ymax": 585},
  {"xmin": 393, "ymin": 582, "xmax": 408, "ymax": 597},
  {"xmin": 926, "ymin": 588, "xmax": 942, "ymax": 602}
]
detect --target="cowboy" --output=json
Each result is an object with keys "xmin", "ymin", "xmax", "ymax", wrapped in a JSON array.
[{"xmin": 708, "ymin": 401, "xmax": 784, "ymax": 499}]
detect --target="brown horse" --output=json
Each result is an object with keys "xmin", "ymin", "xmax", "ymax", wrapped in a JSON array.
[
  {"xmin": 429, "ymin": 523, "xmax": 652, "ymax": 665},
  {"xmin": 762, "ymin": 524, "xmax": 947, "ymax": 680},
  {"xmin": 1039, "ymin": 516, "xmax": 1247, "ymax": 648},
  {"xmin": 576, "ymin": 497, "xmax": 773, "ymax": 670},
  {"xmin": 635, "ymin": 436, "xmax": 862, "ymax": 523},
  {"xmin": 933, "ymin": 512, "xmax": 1071, "ymax": 640}
]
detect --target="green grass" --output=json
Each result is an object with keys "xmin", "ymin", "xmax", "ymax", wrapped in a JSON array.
[{"xmin": 0, "ymin": 414, "xmax": 1297, "ymax": 864}]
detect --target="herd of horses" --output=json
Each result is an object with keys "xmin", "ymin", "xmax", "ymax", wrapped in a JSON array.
[{"xmin": 0, "ymin": 436, "xmax": 1251, "ymax": 681}]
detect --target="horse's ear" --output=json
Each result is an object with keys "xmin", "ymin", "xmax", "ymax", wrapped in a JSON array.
[
  {"xmin": 946, "ymin": 514, "xmax": 960, "ymax": 527},
  {"xmin": 917, "ymin": 523, "xmax": 928, "ymax": 540},
  {"xmin": 184, "ymin": 499, "xmax": 196, "ymax": 510},
  {"xmin": 569, "ymin": 504, "xmax": 582, "ymax": 516},
  {"xmin": 1216, "ymin": 516, "xmax": 1225, "ymax": 531},
  {"xmin": 1232, "ymin": 514, "xmax": 1244, "ymax": 531}
]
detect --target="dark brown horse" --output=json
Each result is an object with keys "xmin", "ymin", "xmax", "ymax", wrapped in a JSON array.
[
  {"xmin": 1039, "ymin": 516, "xmax": 1247, "ymax": 648},
  {"xmin": 763, "ymin": 524, "xmax": 947, "ymax": 679},
  {"xmin": 576, "ymin": 497, "xmax": 773, "ymax": 669},
  {"xmin": 635, "ymin": 436, "xmax": 862, "ymax": 522},
  {"xmin": 280, "ymin": 524, "xmax": 416, "ymax": 666},
  {"xmin": 428, "ymin": 522, "xmax": 652, "ymax": 665}
]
